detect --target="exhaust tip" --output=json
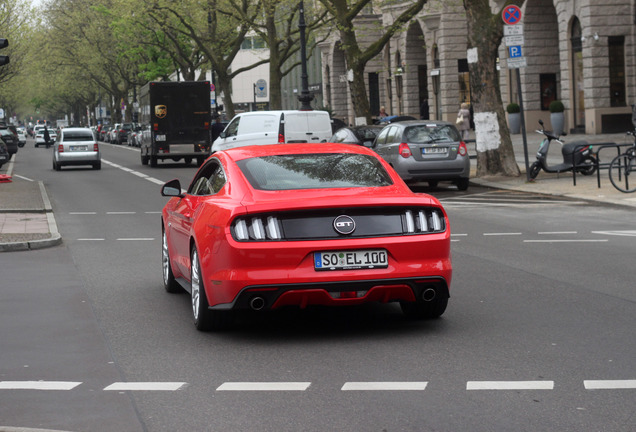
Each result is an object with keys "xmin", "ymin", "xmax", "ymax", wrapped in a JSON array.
[
  {"xmin": 422, "ymin": 288, "xmax": 436, "ymax": 302},
  {"xmin": 250, "ymin": 297, "xmax": 266, "ymax": 311}
]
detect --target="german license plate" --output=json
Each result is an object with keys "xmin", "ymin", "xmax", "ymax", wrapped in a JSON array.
[
  {"xmin": 314, "ymin": 249, "xmax": 388, "ymax": 271},
  {"xmin": 423, "ymin": 147, "xmax": 448, "ymax": 154},
  {"xmin": 70, "ymin": 145, "xmax": 88, "ymax": 151},
  {"xmin": 156, "ymin": 135, "xmax": 166, "ymax": 141}
]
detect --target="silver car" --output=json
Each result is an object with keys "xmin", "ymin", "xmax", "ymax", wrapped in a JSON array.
[
  {"xmin": 52, "ymin": 127, "xmax": 101, "ymax": 170},
  {"xmin": 372, "ymin": 120, "xmax": 470, "ymax": 190}
]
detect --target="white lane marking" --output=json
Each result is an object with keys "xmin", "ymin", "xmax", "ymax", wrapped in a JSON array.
[
  {"xmin": 107, "ymin": 211, "xmax": 136, "ymax": 215},
  {"xmin": 77, "ymin": 238, "xmax": 105, "ymax": 241},
  {"xmin": 524, "ymin": 239, "xmax": 608, "ymax": 243},
  {"xmin": 451, "ymin": 233, "xmax": 468, "ymax": 237},
  {"xmin": 145, "ymin": 211, "xmax": 162, "ymax": 214},
  {"xmin": 13, "ymin": 174, "xmax": 34, "ymax": 181},
  {"xmin": 538, "ymin": 231, "xmax": 578, "ymax": 235},
  {"xmin": 217, "ymin": 382, "xmax": 311, "ymax": 391},
  {"xmin": 101, "ymin": 143, "xmax": 140, "ymax": 152},
  {"xmin": 483, "ymin": 232, "xmax": 522, "ymax": 236},
  {"xmin": 342, "ymin": 382, "xmax": 428, "ymax": 391},
  {"xmin": 69, "ymin": 212, "xmax": 97, "ymax": 215},
  {"xmin": 584, "ymin": 380, "xmax": 636, "ymax": 390},
  {"xmin": 116, "ymin": 238, "xmax": 155, "ymax": 241},
  {"xmin": 0, "ymin": 381, "xmax": 82, "ymax": 390},
  {"xmin": 467, "ymin": 381, "xmax": 554, "ymax": 390},
  {"xmin": 102, "ymin": 159, "xmax": 165, "ymax": 186},
  {"xmin": 592, "ymin": 230, "xmax": 636, "ymax": 237},
  {"xmin": 104, "ymin": 382, "xmax": 186, "ymax": 391}
]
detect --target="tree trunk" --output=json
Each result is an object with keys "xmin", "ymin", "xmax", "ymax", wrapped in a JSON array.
[{"xmin": 464, "ymin": 0, "xmax": 520, "ymax": 177}]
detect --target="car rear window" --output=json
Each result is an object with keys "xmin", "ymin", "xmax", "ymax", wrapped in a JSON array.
[
  {"xmin": 63, "ymin": 131, "xmax": 94, "ymax": 141},
  {"xmin": 237, "ymin": 153, "xmax": 394, "ymax": 191},
  {"xmin": 404, "ymin": 124, "xmax": 461, "ymax": 143}
]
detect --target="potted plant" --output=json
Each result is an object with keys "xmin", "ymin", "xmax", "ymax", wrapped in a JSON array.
[
  {"xmin": 506, "ymin": 103, "xmax": 521, "ymax": 134},
  {"xmin": 549, "ymin": 100, "xmax": 565, "ymax": 136}
]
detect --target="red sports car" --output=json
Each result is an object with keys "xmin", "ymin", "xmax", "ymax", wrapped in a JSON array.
[{"xmin": 161, "ymin": 143, "xmax": 452, "ymax": 331}]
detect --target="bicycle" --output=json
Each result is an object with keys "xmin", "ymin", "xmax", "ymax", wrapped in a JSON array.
[{"xmin": 608, "ymin": 130, "xmax": 636, "ymax": 193}]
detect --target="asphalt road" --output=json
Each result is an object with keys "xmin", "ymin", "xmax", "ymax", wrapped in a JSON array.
[{"xmin": 1, "ymin": 139, "xmax": 635, "ymax": 432}]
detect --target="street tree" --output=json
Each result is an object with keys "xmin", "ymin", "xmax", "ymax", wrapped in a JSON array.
[
  {"xmin": 463, "ymin": 0, "xmax": 521, "ymax": 177},
  {"xmin": 318, "ymin": 0, "xmax": 427, "ymax": 124}
]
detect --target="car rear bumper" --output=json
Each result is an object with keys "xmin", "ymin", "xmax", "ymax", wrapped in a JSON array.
[
  {"xmin": 55, "ymin": 152, "xmax": 100, "ymax": 165},
  {"xmin": 393, "ymin": 156, "xmax": 470, "ymax": 181}
]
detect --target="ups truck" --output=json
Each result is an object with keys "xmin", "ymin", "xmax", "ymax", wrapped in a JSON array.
[{"xmin": 139, "ymin": 81, "xmax": 211, "ymax": 167}]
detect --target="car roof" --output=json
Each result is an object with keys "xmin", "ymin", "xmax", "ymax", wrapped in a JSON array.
[{"xmin": 62, "ymin": 127, "xmax": 93, "ymax": 133}]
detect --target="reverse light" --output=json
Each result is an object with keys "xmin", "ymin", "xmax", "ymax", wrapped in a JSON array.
[
  {"xmin": 403, "ymin": 208, "xmax": 446, "ymax": 234},
  {"xmin": 458, "ymin": 141, "xmax": 468, "ymax": 156},
  {"xmin": 399, "ymin": 142, "xmax": 412, "ymax": 158}
]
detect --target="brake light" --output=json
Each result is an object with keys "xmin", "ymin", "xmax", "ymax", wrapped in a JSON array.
[
  {"xmin": 204, "ymin": 122, "xmax": 209, "ymax": 130},
  {"xmin": 93, "ymin": 143, "xmax": 99, "ymax": 152},
  {"xmin": 153, "ymin": 123, "xmax": 158, "ymax": 131},
  {"xmin": 278, "ymin": 133, "xmax": 284, "ymax": 143},
  {"xmin": 458, "ymin": 141, "xmax": 468, "ymax": 156},
  {"xmin": 399, "ymin": 143, "xmax": 411, "ymax": 158},
  {"xmin": 57, "ymin": 144, "xmax": 64, "ymax": 153}
]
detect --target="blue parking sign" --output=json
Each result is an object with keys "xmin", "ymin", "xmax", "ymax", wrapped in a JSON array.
[{"xmin": 508, "ymin": 46, "xmax": 522, "ymax": 58}]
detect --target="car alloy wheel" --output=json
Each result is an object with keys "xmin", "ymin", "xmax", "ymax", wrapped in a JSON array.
[
  {"xmin": 190, "ymin": 245, "xmax": 233, "ymax": 331},
  {"xmin": 162, "ymin": 230, "xmax": 181, "ymax": 293}
]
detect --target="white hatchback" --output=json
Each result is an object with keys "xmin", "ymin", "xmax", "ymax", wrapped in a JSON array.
[{"xmin": 52, "ymin": 127, "xmax": 101, "ymax": 170}]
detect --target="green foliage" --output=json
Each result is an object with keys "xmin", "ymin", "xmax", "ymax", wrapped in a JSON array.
[
  {"xmin": 506, "ymin": 103, "xmax": 520, "ymax": 113},
  {"xmin": 549, "ymin": 100, "xmax": 564, "ymax": 113}
]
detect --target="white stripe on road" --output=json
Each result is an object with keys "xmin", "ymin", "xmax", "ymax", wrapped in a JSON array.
[
  {"xmin": 102, "ymin": 159, "xmax": 165, "ymax": 186},
  {"xmin": 104, "ymin": 382, "xmax": 186, "ymax": 391},
  {"xmin": 217, "ymin": 382, "xmax": 311, "ymax": 391},
  {"xmin": 69, "ymin": 212, "xmax": 97, "ymax": 215},
  {"xmin": 0, "ymin": 381, "xmax": 82, "ymax": 390},
  {"xmin": 116, "ymin": 238, "xmax": 155, "ymax": 241},
  {"xmin": 107, "ymin": 211, "xmax": 136, "ymax": 215},
  {"xmin": 592, "ymin": 230, "xmax": 636, "ymax": 237},
  {"xmin": 523, "ymin": 239, "xmax": 608, "ymax": 243},
  {"xmin": 77, "ymin": 238, "xmax": 105, "ymax": 241},
  {"xmin": 342, "ymin": 382, "xmax": 428, "ymax": 391},
  {"xmin": 538, "ymin": 231, "xmax": 578, "ymax": 235},
  {"xmin": 13, "ymin": 174, "xmax": 34, "ymax": 181},
  {"xmin": 483, "ymin": 232, "xmax": 522, "ymax": 236},
  {"xmin": 467, "ymin": 381, "xmax": 554, "ymax": 390},
  {"xmin": 584, "ymin": 380, "xmax": 636, "ymax": 390}
]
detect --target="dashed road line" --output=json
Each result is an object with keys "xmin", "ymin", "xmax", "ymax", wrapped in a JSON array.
[
  {"xmin": 107, "ymin": 211, "xmax": 137, "ymax": 215},
  {"xmin": 483, "ymin": 232, "xmax": 522, "ymax": 236},
  {"xmin": 584, "ymin": 380, "xmax": 636, "ymax": 390},
  {"xmin": 217, "ymin": 382, "xmax": 311, "ymax": 391},
  {"xmin": 116, "ymin": 238, "xmax": 155, "ymax": 241},
  {"xmin": 342, "ymin": 382, "xmax": 428, "ymax": 391},
  {"xmin": 524, "ymin": 239, "xmax": 608, "ymax": 243},
  {"xmin": 102, "ymin": 159, "xmax": 165, "ymax": 186},
  {"xmin": 466, "ymin": 381, "xmax": 554, "ymax": 391},
  {"xmin": 0, "ymin": 381, "xmax": 82, "ymax": 390},
  {"xmin": 104, "ymin": 382, "xmax": 186, "ymax": 391}
]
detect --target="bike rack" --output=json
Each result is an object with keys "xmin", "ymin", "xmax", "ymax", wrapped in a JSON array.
[{"xmin": 584, "ymin": 142, "xmax": 634, "ymax": 188}]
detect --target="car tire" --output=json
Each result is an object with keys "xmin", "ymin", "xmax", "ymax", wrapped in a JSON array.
[
  {"xmin": 150, "ymin": 156, "xmax": 158, "ymax": 167},
  {"xmin": 196, "ymin": 156, "xmax": 205, "ymax": 166},
  {"xmin": 456, "ymin": 178, "xmax": 469, "ymax": 191},
  {"xmin": 190, "ymin": 245, "xmax": 233, "ymax": 331},
  {"xmin": 184, "ymin": 157, "xmax": 192, "ymax": 165},
  {"xmin": 53, "ymin": 160, "xmax": 61, "ymax": 171},
  {"xmin": 141, "ymin": 153, "xmax": 149, "ymax": 165},
  {"xmin": 400, "ymin": 289, "xmax": 448, "ymax": 320},
  {"xmin": 93, "ymin": 162, "xmax": 101, "ymax": 170},
  {"xmin": 162, "ymin": 230, "xmax": 183, "ymax": 294}
]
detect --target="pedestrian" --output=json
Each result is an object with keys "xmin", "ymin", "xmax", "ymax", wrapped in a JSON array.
[
  {"xmin": 211, "ymin": 116, "xmax": 225, "ymax": 142},
  {"xmin": 420, "ymin": 99, "xmax": 429, "ymax": 120},
  {"xmin": 456, "ymin": 102, "xmax": 471, "ymax": 140},
  {"xmin": 378, "ymin": 106, "xmax": 389, "ymax": 118},
  {"xmin": 43, "ymin": 125, "xmax": 51, "ymax": 148}
]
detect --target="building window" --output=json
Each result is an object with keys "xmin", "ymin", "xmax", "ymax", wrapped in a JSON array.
[
  {"xmin": 457, "ymin": 59, "xmax": 470, "ymax": 103},
  {"xmin": 241, "ymin": 36, "xmax": 266, "ymax": 50},
  {"xmin": 540, "ymin": 73, "xmax": 557, "ymax": 111},
  {"xmin": 608, "ymin": 36, "xmax": 626, "ymax": 107}
]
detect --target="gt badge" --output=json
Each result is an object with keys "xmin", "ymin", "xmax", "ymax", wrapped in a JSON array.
[
  {"xmin": 155, "ymin": 105, "xmax": 167, "ymax": 119},
  {"xmin": 333, "ymin": 215, "xmax": 356, "ymax": 235}
]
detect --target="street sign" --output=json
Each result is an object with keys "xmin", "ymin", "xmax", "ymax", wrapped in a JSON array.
[
  {"xmin": 508, "ymin": 46, "xmax": 522, "ymax": 58},
  {"xmin": 502, "ymin": 5, "xmax": 522, "ymax": 25},
  {"xmin": 507, "ymin": 57, "xmax": 527, "ymax": 69},
  {"xmin": 255, "ymin": 79, "xmax": 267, "ymax": 98},
  {"xmin": 504, "ymin": 25, "xmax": 523, "ymax": 36},
  {"xmin": 505, "ymin": 35, "xmax": 524, "ymax": 46}
]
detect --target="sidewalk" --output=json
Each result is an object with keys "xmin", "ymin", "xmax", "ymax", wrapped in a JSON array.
[{"xmin": 1, "ymin": 130, "xmax": 635, "ymax": 252}]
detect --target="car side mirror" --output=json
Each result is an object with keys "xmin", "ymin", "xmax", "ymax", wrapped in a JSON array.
[
  {"xmin": 219, "ymin": 131, "xmax": 226, "ymax": 139},
  {"xmin": 161, "ymin": 179, "xmax": 184, "ymax": 198},
  {"xmin": 363, "ymin": 140, "xmax": 373, "ymax": 147}
]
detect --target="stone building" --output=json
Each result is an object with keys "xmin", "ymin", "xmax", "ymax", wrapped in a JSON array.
[{"xmin": 319, "ymin": 0, "xmax": 636, "ymax": 134}]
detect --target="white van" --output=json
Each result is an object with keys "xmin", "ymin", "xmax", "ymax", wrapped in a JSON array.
[{"xmin": 212, "ymin": 110, "xmax": 333, "ymax": 152}]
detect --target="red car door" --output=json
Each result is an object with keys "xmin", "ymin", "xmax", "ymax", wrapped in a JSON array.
[{"xmin": 168, "ymin": 194, "xmax": 204, "ymax": 279}]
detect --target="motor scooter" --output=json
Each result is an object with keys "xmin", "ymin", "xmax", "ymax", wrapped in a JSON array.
[{"xmin": 528, "ymin": 120, "xmax": 597, "ymax": 180}]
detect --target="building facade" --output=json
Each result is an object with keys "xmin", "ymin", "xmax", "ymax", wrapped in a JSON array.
[{"xmin": 319, "ymin": 0, "xmax": 636, "ymax": 134}]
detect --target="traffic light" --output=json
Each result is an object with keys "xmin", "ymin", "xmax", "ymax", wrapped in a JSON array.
[{"xmin": 0, "ymin": 38, "xmax": 8, "ymax": 66}]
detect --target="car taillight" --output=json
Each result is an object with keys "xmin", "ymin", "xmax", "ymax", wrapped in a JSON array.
[
  {"xmin": 278, "ymin": 133, "xmax": 284, "ymax": 143},
  {"xmin": 403, "ymin": 208, "xmax": 446, "ymax": 234},
  {"xmin": 57, "ymin": 144, "xmax": 64, "ymax": 153},
  {"xmin": 93, "ymin": 143, "xmax": 99, "ymax": 152},
  {"xmin": 204, "ymin": 122, "xmax": 209, "ymax": 130},
  {"xmin": 458, "ymin": 141, "xmax": 468, "ymax": 156},
  {"xmin": 399, "ymin": 142, "xmax": 411, "ymax": 158},
  {"xmin": 153, "ymin": 123, "xmax": 158, "ymax": 131},
  {"xmin": 232, "ymin": 215, "xmax": 282, "ymax": 241}
]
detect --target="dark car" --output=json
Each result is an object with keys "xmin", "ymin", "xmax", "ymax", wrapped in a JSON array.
[
  {"xmin": 0, "ymin": 138, "xmax": 9, "ymax": 168},
  {"xmin": 372, "ymin": 120, "xmax": 470, "ymax": 190},
  {"xmin": 330, "ymin": 125, "xmax": 384, "ymax": 147},
  {"xmin": 0, "ymin": 128, "xmax": 19, "ymax": 159},
  {"xmin": 114, "ymin": 123, "xmax": 133, "ymax": 144}
]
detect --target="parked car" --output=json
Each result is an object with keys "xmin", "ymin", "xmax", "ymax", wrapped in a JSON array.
[
  {"xmin": 113, "ymin": 122, "xmax": 132, "ymax": 144},
  {"xmin": 0, "ymin": 128, "xmax": 19, "ymax": 158},
  {"xmin": 127, "ymin": 123, "xmax": 142, "ymax": 147},
  {"xmin": 211, "ymin": 110, "xmax": 333, "ymax": 152},
  {"xmin": 0, "ymin": 138, "xmax": 9, "ymax": 168},
  {"xmin": 375, "ymin": 115, "xmax": 416, "ymax": 124},
  {"xmin": 160, "ymin": 143, "xmax": 452, "ymax": 331},
  {"xmin": 108, "ymin": 123, "xmax": 121, "ymax": 143},
  {"xmin": 17, "ymin": 129, "xmax": 27, "ymax": 147},
  {"xmin": 372, "ymin": 120, "xmax": 470, "ymax": 190},
  {"xmin": 34, "ymin": 128, "xmax": 57, "ymax": 147},
  {"xmin": 330, "ymin": 125, "xmax": 384, "ymax": 147},
  {"xmin": 52, "ymin": 127, "xmax": 101, "ymax": 170}
]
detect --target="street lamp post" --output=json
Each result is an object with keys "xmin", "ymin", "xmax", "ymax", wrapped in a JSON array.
[{"xmin": 297, "ymin": 1, "xmax": 314, "ymax": 110}]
